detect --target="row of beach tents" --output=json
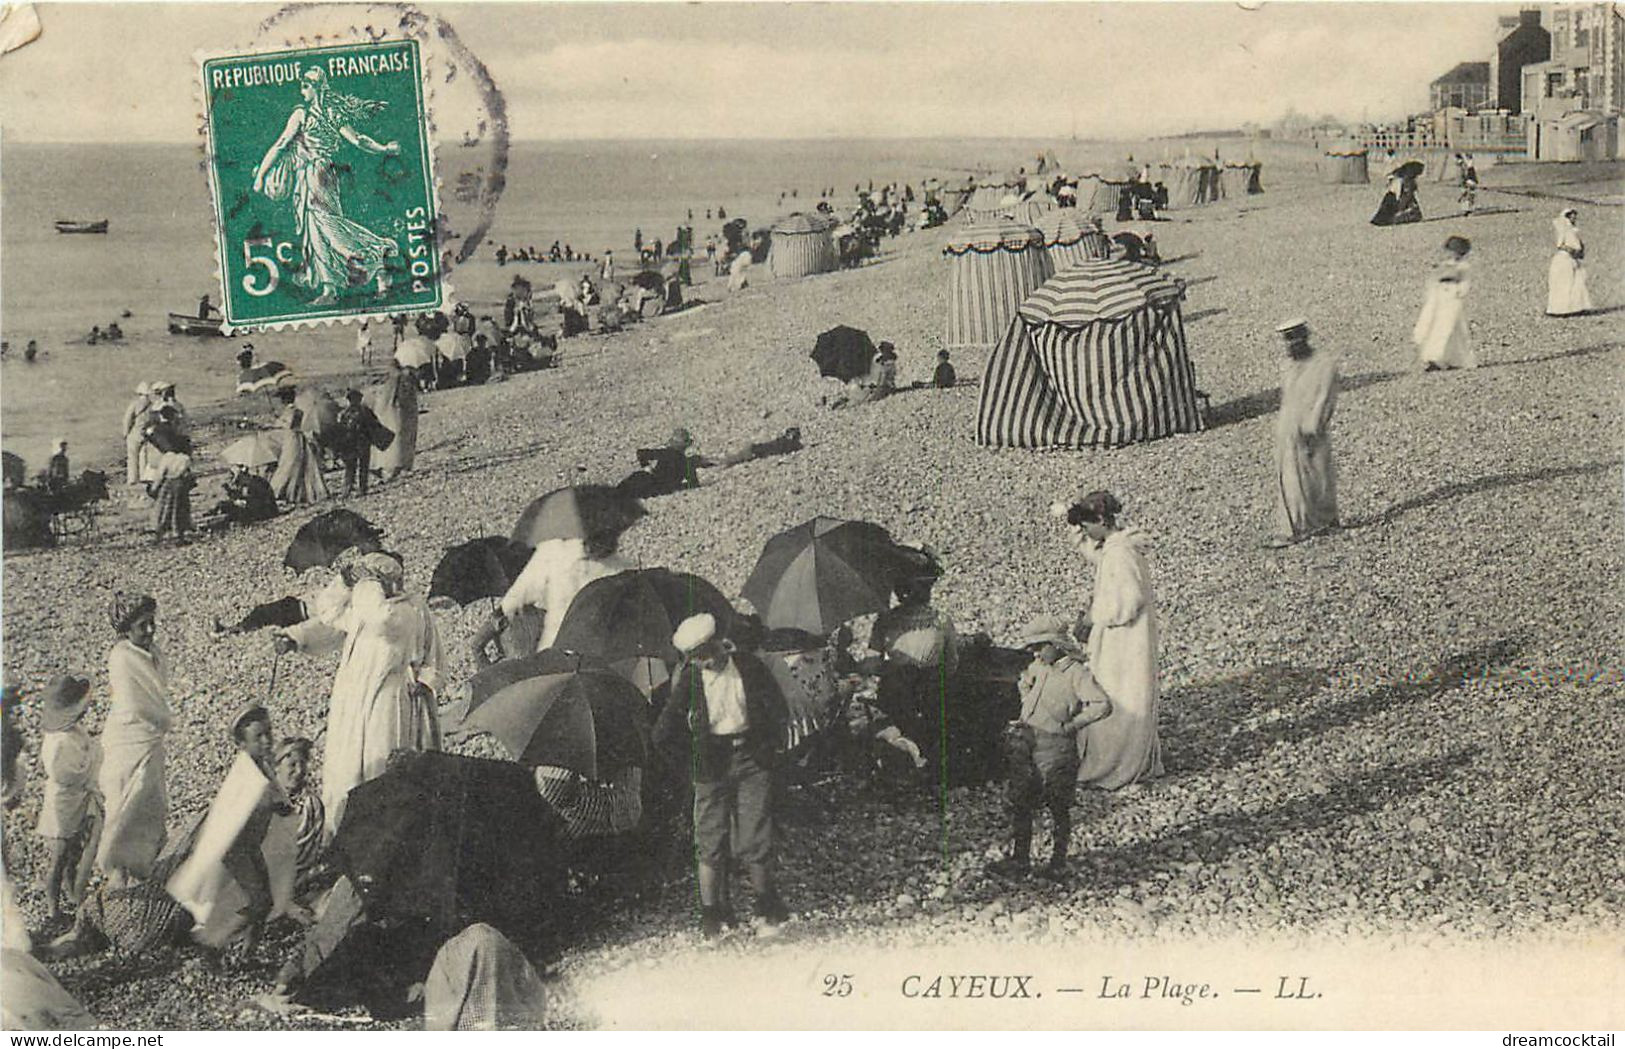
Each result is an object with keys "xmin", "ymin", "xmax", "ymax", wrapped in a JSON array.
[
  {"xmin": 1320, "ymin": 147, "xmax": 1474, "ymax": 185},
  {"xmin": 962, "ymin": 162, "xmax": 1264, "ymax": 224}
]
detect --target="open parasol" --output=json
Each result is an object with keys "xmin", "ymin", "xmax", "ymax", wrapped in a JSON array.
[
  {"xmin": 810, "ymin": 325, "xmax": 877, "ymax": 382},
  {"xmin": 742, "ymin": 516, "xmax": 914, "ymax": 635},
  {"xmin": 220, "ymin": 432, "xmax": 282, "ymax": 469},
  {"xmin": 510, "ymin": 484, "xmax": 646, "ymax": 548}
]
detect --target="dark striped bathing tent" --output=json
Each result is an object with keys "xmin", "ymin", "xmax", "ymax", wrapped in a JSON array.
[
  {"xmin": 963, "ymin": 182, "xmax": 1012, "ymax": 223},
  {"xmin": 975, "ymin": 259, "xmax": 1204, "ymax": 449},
  {"xmin": 943, "ymin": 219, "xmax": 1052, "ymax": 351},
  {"xmin": 769, "ymin": 213, "xmax": 837, "ymax": 278},
  {"xmin": 1080, "ymin": 176, "xmax": 1131, "ymax": 220},
  {"xmin": 1006, "ymin": 195, "xmax": 1056, "ymax": 227},
  {"xmin": 1323, "ymin": 148, "xmax": 1369, "ymax": 184},
  {"xmin": 1036, "ymin": 209, "xmax": 1110, "ymax": 272},
  {"xmin": 1159, "ymin": 163, "xmax": 1223, "ymax": 207},
  {"xmin": 1220, "ymin": 162, "xmax": 1264, "ymax": 197}
]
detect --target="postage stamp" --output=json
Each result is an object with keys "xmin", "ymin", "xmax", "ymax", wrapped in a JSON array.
[{"xmin": 201, "ymin": 38, "xmax": 442, "ymax": 329}]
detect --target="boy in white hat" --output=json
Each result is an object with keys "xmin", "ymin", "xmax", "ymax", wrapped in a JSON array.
[
  {"xmin": 991, "ymin": 614, "xmax": 1112, "ymax": 880},
  {"xmin": 654, "ymin": 612, "xmax": 790, "ymax": 938},
  {"xmin": 35, "ymin": 676, "xmax": 101, "ymax": 919}
]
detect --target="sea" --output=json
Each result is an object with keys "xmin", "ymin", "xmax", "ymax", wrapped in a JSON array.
[{"xmin": 0, "ymin": 136, "xmax": 1183, "ymax": 471}]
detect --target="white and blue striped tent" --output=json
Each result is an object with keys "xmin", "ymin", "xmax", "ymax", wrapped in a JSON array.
[
  {"xmin": 943, "ymin": 220, "xmax": 1052, "ymax": 351},
  {"xmin": 769, "ymin": 213, "xmax": 837, "ymax": 278},
  {"xmin": 1036, "ymin": 209, "xmax": 1111, "ymax": 272},
  {"xmin": 975, "ymin": 260, "xmax": 1205, "ymax": 449}
]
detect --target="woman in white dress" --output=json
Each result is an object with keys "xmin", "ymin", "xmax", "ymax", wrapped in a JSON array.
[
  {"xmin": 1056, "ymin": 490, "xmax": 1163, "ymax": 789},
  {"xmin": 497, "ymin": 533, "xmax": 632, "ymax": 653},
  {"xmin": 1546, "ymin": 208, "xmax": 1592, "ymax": 317},
  {"xmin": 278, "ymin": 551, "xmax": 443, "ymax": 836},
  {"xmin": 1413, "ymin": 235, "xmax": 1477, "ymax": 370}
]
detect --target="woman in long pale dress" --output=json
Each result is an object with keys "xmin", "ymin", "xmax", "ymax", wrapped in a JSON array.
[
  {"xmin": 370, "ymin": 360, "xmax": 418, "ymax": 481},
  {"xmin": 251, "ymin": 67, "xmax": 401, "ymax": 305},
  {"xmin": 96, "ymin": 593, "xmax": 174, "ymax": 887},
  {"xmin": 278, "ymin": 552, "xmax": 443, "ymax": 836},
  {"xmin": 270, "ymin": 406, "xmax": 329, "ymax": 505},
  {"xmin": 1546, "ymin": 208, "xmax": 1593, "ymax": 317},
  {"xmin": 1058, "ymin": 491, "xmax": 1163, "ymax": 789},
  {"xmin": 1413, "ymin": 236, "xmax": 1477, "ymax": 370}
]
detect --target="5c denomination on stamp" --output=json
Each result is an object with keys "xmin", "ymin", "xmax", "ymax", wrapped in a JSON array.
[{"xmin": 201, "ymin": 39, "xmax": 441, "ymax": 329}]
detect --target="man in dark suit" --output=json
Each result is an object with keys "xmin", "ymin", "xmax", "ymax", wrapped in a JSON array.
[{"xmin": 654, "ymin": 613, "xmax": 790, "ymax": 938}]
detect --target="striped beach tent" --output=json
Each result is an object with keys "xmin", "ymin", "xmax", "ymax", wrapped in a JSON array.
[
  {"xmin": 943, "ymin": 220, "xmax": 1052, "ymax": 351},
  {"xmin": 1220, "ymin": 162, "xmax": 1262, "ymax": 198},
  {"xmin": 1006, "ymin": 195, "xmax": 1056, "ymax": 227},
  {"xmin": 1197, "ymin": 163, "xmax": 1223, "ymax": 203},
  {"xmin": 962, "ymin": 182, "xmax": 1011, "ymax": 224},
  {"xmin": 1080, "ymin": 176, "xmax": 1131, "ymax": 220},
  {"xmin": 1323, "ymin": 148, "xmax": 1369, "ymax": 184},
  {"xmin": 769, "ymin": 213, "xmax": 837, "ymax": 278},
  {"xmin": 1157, "ymin": 164, "xmax": 1194, "ymax": 207},
  {"xmin": 1036, "ymin": 209, "xmax": 1110, "ymax": 272},
  {"xmin": 975, "ymin": 259, "xmax": 1204, "ymax": 449}
]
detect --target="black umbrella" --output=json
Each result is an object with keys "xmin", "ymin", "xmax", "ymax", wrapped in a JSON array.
[
  {"xmin": 510, "ymin": 485, "xmax": 646, "ymax": 548},
  {"xmin": 630, "ymin": 270, "xmax": 664, "ymax": 294},
  {"xmin": 811, "ymin": 325, "xmax": 877, "ymax": 382},
  {"xmin": 742, "ymin": 516, "xmax": 913, "ymax": 635},
  {"xmin": 552, "ymin": 567, "xmax": 734, "ymax": 664},
  {"xmin": 428, "ymin": 537, "xmax": 533, "ymax": 606},
  {"xmin": 1390, "ymin": 159, "xmax": 1425, "ymax": 180},
  {"xmin": 283, "ymin": 509, "xmax": 384, "ymax": 572},
  {"xmin": 328, "ymin": 751, "xmax": 564, "ymax": 932},
  {"xmin": 459, "ymin": 652, "xmax": 648, "ymax": 780}
]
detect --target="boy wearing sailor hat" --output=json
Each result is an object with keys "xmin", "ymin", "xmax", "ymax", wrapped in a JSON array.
[{"xmin": 654, "ymin": 613, "xmax": 791, "ymax": 939}]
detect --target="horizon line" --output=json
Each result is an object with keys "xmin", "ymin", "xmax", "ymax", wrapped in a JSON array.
[{"xmin": 2, "ymin": 129, "xmax": 1294, "ymax": 148}]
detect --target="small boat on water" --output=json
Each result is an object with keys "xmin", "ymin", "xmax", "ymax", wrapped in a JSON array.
[
  {"xmin": 55, "ymin": 219, "xmax": 109, "ymax": 234},
  {"xmin": 167, "ymin": 312, "xmax": 225, "ymax": 337}
]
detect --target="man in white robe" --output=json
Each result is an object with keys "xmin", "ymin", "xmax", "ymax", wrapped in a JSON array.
[{"xmin": 1268, "ymin": 318, "xmax": 1340, "ymax": 547}]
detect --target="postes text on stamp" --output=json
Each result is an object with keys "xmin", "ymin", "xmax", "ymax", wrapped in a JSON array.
[{"xmin": 202, "ymin": 39, "xmax": 441, "ymax": 329}]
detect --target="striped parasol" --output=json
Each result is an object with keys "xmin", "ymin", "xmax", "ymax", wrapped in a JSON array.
[{"xmin": 1018, "ymin": 259, "xmax": 1184, "ymax": 326}]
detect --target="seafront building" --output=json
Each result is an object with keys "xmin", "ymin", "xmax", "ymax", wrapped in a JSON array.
[{"xmin": 1353, "ymin": 2, "xmax": 1620, "ymax": 160}]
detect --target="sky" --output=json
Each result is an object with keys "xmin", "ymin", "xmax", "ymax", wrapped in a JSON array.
[{"xmin": 0, "ymin": 1, "xmax": 1514, "ymax": 142}]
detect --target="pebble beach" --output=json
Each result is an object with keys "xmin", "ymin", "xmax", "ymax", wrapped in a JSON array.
[{"xmin": 2, "ymin": 147, "xmax": 1621, "ymax": 1028}]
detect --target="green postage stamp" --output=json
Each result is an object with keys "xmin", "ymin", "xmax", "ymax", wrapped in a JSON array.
[{"xmin": 201, "ymin": 39, "xmax": 442, "ymax": 329}]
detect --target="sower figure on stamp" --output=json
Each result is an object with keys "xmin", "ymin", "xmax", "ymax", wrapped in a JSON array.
[
  {"xmin": 654, "ymin": 613, "xmax": 791, "ymax": 939},
  {"xmin": 251, "ymin": 67, "xmax": 401, "ymax": 306}
]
